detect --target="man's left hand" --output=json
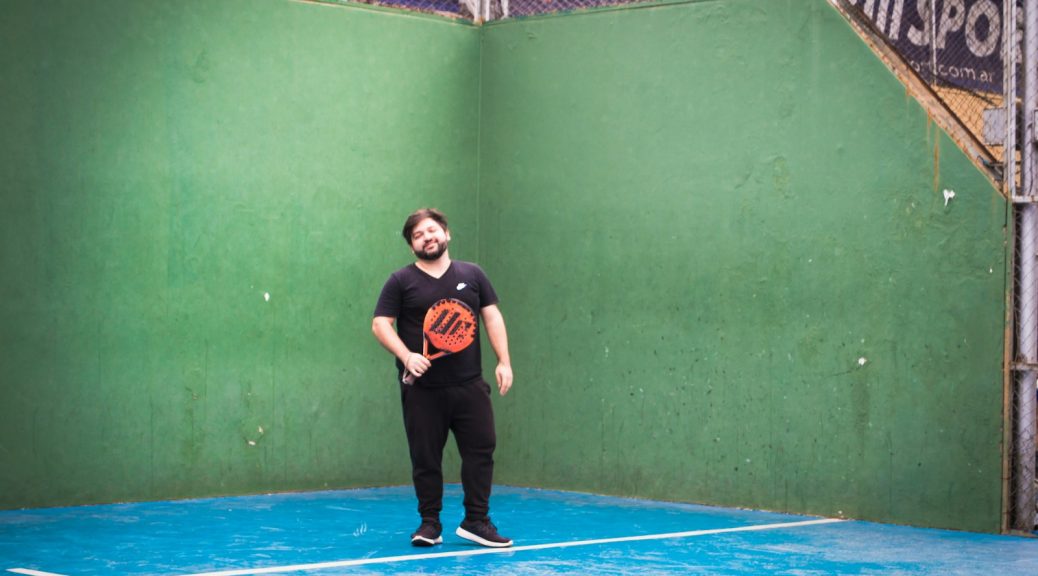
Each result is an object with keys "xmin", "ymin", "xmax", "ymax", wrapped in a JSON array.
[{"xmin": 495, "ymin": 363, "xmax": 513, "ymax": 396}]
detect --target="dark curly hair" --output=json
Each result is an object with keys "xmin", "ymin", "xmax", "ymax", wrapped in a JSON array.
[{"xmin": 402, "ymin": 208, "xmax": 449, "ymax": 244}]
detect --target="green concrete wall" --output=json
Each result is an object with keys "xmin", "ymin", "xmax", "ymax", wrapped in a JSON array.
[
  {"xmin": 480, "ymin": 0, "xmax": 1008, "ymax": 532},
  {"xmin": 0, "ymin": 0, "xmax": 480, "ymax": 508},
  {"xmin": 0, "ymin": 0, "xmax": 1010, "ymax": 533}
]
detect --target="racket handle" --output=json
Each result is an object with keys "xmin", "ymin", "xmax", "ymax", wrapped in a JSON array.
[{"xmin": 403, "ymin": 351, "xmax": 448, "ymax": 383}]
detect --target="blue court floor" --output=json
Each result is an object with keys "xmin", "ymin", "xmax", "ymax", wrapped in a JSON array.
[{"xmin": 2, "ymin": 485, "xmax": 1037, "ymax": 575}]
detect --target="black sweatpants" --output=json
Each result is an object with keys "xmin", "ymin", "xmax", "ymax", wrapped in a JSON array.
[{"xmin": 400, "ymin": 378, "xmax": 496, "ymax": 523}]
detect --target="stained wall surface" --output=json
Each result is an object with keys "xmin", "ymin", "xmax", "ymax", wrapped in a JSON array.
[
  {"xmin": 479, "ymin": 0, "xmax": 1008, "ymax": 532},
  {"xmin": 0, "ymin": 0, "xmax": 1011, "ymax": 533},
  {"xmin": 0, "ymin": 0, "xmax": 480, "ymax": 507}
]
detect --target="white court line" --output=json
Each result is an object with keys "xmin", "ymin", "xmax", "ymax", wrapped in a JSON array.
[
  {"xmin": 7, "ymin": 569, "xmax": 69, "ymax": 576},
  {"xmin": 182, "ymin": 517, "xmax": 844, "ymax": 576}
]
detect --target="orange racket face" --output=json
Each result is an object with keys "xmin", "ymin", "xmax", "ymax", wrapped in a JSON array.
[{"xmin": 423, "ymin": 298, "xmax": 477, "ymax": 354}]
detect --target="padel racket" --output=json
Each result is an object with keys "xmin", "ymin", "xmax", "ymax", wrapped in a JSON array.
[{"xmin": 402, "ymin": 298, "xmax": 478, "ymax": 384}]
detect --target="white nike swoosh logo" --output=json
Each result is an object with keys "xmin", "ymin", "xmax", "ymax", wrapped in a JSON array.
[{"xmin": 457, "ymin": 283, "xmax": 467, "ymax": 290}]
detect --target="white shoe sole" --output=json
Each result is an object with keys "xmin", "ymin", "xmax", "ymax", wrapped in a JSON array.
[
  {"xmin": 411, "ymin": 535, "xmax": 442, "ymax": 546},
  {"xmin": 455, "ymin": 526, "xmax": 513, "ymax": 548}
]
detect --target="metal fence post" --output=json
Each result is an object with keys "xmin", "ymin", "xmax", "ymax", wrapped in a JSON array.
[{"xmin": 1012, "ymin": 0, "xmax": 1038, "ymax": 533}]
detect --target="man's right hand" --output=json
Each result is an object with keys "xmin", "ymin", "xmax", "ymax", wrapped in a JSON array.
[{"xmin": 404, "ymin": 352, "xmax": 431, "ymax": 379}]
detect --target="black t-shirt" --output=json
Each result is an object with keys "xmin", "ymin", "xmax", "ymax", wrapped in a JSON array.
[{"xmin": 373, "ymin": 260, "xmax": 498, "ymax": 387}]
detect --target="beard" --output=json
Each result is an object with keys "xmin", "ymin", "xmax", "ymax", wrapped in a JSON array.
[{"xmin": 415, "ymin": 240, "xmax": 447, "ymax": 261}]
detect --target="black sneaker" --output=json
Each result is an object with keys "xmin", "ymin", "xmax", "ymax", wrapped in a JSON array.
[
  {"xmin": 456, "ymin": 518, "xmax": 513, "ymax": 548},
  {"xmin": 411, "ymin": 519, "xmax": 443, "ymax": 547}
]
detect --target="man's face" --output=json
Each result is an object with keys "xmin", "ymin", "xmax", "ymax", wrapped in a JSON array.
[{"xmin": 410, "ymin": 217, "xmax": 450, "ymax": 261}]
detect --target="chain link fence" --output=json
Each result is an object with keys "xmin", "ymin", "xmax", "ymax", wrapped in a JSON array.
[
  {"xmin": 486, "ymin": 0, "xmax": 645, "ymax": 20},
  {"xmin": 1012, "ymin": 0, "xmax": 1038, "ymax": 532},
  {"xmin": 1014, "ymin": 201, "xmax": 1038, "ymax": 532},
  {"xmin": 306, "ymin": 0, "xmax": 467, "ymax": 20},
  {"xmin": 309, "ymin": 0, "xmax": 653, "ymax": 21},
  {"xmin": 837, "ymin": 1, "xmax": 1008, "ymax": 172}
]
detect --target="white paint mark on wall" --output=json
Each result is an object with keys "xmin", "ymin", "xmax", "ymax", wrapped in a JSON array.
[
  {"xmin": 858, "ymin": 357, "xmax": 867, "ymax": 366},
  {"xmin": 943, "ymin": 189, "xmax": 956, "ymax": 206},
  {"xmin": 264, "ymin": 292, "xmax": 270, "ymax": 302}
]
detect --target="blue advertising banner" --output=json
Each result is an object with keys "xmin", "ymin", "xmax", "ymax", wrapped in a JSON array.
[{"xmin": 846, "ymin": 0, "xmax": 1003, "ymax": 93}]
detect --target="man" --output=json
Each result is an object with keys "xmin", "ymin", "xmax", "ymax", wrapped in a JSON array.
[{"xmin": 372, "ymin": 208, "xmax": 514, "ymax": 548}]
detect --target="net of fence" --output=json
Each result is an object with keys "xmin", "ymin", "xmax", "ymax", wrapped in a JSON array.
[
  {"xmin": 835, "ymin": 1, "xmax": 1008, "ymax": 170},
  {"xmin": 1008, "ymin": 0, "xmax": 1038, "ymax": 531},
  {"xmin": 319, "ymin": 0, "xmax": 658, "ymax": 21},
  {"xmin": 488, "ymin": 0, "xmax": 647, "ymax": 19},
  {"xmin": 311, "ymin": 0, "xmax": 467, "ymax": 19}
]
